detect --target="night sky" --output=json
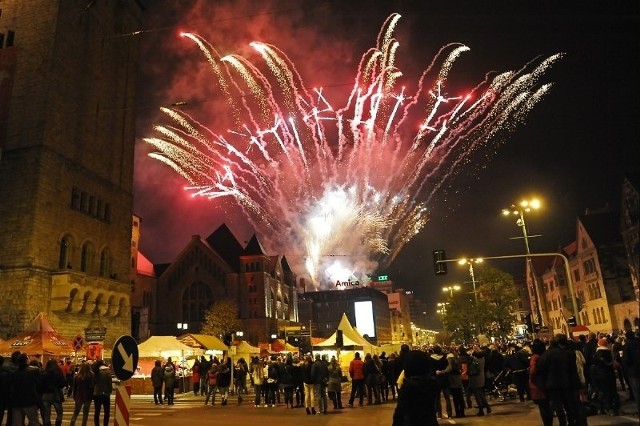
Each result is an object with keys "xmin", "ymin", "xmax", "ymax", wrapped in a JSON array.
[{"xmin": 133, "ymin": 1, "xmax": 639, "ymax": 328}]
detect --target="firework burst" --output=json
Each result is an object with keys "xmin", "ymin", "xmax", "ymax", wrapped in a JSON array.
[{"xmin": 144, "ymin": 13, "xmax": 561, "ymax": 288}]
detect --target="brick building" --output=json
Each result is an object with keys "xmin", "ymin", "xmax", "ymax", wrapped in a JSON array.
[
  {"xmin": 0, "ymin": 1, "xmax": 144, "ymax": 345},
  {"xmin": 144, "ymin": 224, "xmax": 299, "ymax": 345}
]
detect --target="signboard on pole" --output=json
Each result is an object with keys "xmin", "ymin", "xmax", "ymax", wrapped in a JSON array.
[{"xmin": 111, "ymin": 335, "xmax": 139, "ymax": 381}]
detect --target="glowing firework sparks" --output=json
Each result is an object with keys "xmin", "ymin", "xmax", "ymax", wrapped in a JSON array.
[{"xmin": 144, "ymin": 13, "xmax": 561, "ymax": 288}]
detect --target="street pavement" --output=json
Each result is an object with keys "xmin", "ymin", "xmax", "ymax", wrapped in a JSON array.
[{"xmin": 54, "ymin": 386, "xmax": 638, "ymax": 426}]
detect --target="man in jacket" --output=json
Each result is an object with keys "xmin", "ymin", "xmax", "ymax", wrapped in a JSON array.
[
  {"xmin": 347, "ymin": 352, "xmax": 365, "ymax": 407},
  {"xmin": 536, "ymin": 334, "xmax": 582, "ymax": 426},
  {"xmin": 311, "ymin": 354, "xmax": 329, "ymax": 414},
  {"xmin": 10, "ymin": 353, "xmax": 42, "ymax": 426},
  {"xmin": 92, "ymin": 359, "xmax": 113, "ymax": 426}
]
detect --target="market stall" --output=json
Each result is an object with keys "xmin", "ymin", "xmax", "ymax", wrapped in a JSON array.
[
  {"xmin": 132, "ymin": 336, "xmax": 204, "ymax": 395},
  {"xmin": 0, "ymin": 312, "xmax": 74, "ymax": 359}
]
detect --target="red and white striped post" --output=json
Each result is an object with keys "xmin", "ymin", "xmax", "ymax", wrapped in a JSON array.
[{"xmin": 114, "ymin": 384, "xmax": 131, "ymax": 426}]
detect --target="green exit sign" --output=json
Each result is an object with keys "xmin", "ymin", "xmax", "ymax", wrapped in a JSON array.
[{"xmin": 377, "ymin": 275, "xmax": 388, "ymax": 281}]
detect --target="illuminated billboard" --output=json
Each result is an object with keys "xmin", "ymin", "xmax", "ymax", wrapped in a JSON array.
[{"xmin": 354, "ymin": 300, "xmax": 375, "ymax": 337}]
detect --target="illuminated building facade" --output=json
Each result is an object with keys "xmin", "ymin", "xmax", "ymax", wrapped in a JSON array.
[
  {"xmin": 0, "ymin": 1, "xmax": 144, "ymax": 344},
  {"xmin": 301, "ymin": 287, "xmax": 392, "ymax": 345},
  {"xmin": 148, "ymin": 224, "xmax": 299, "ymax": 345}
]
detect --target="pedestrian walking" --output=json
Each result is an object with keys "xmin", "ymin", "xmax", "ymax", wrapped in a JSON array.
[
  {"xmin": 92, "ymin": 359, "xmax": 113, "ymax": 426},
  {"xmin": 151, "ymin": 360, "xmax": 164, "ymax": 405},
  {"xmin": 69, "ymin": 363, "xmax": 94, "ymax": 426}
]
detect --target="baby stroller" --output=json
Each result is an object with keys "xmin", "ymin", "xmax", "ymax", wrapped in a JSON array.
[{"xmin": 487, "ymin": 369, "xmax": 518, "ymax": 402}]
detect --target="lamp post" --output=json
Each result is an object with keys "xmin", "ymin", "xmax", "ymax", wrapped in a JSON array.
[
  {"xmin": 442, "ymin": 285, "xmax": 461, "ymax": 298},
  {"xmin": 457, "ymin": 258, "xmax": 482, "ymax": 304},
  {"xmin": 436, "ymin": 302, "xmax": 449, "ymax": 329},
  {"xmin": 502, "ymin": 199, "xmax": 544, "ymax": 328}
]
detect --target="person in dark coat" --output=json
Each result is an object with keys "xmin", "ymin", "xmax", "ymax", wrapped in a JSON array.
[
  {"xmin": 622, "ymin": 330, "xmax": 640, "ymax": 416},
  {"xmin": 41, "ymin": 358, "xmax": 66, "ymax": 426},
  {"xmin": 536, "ymin": 334, "xmax": 582, "ymax": 426},
  {"xmin": 10, "ymin": 353, "xmax": 42, "ymax": 426},
  {"xmin": 392, "ymin": 350, "xmax": 439, "ymax": 426},
  {"xmin": 504, "ymin": 344, "xmax": 531, "ymax": 401},
  {"xmin": 363, "ymin": 353, "xmax": 381, "ymax": 406},
  {"xmin": 163, "ymin": 359, "xmax": 177, "ymax": 405},
  {"xmin": 150, "ymin": 360, "xmax": 164, "ymax": 405},
  {"xmin": 92, "ymin": 359, "xmax": 113, "ymax": 426},
  {"xmin": 430, "ymin": 345, "xmax": 451, "ymax": 418},
  {"xmin": 0, "ymin": 356, "xmax": 12, "ymax": 426},
  {"xmin": 311, "ymin": 354, "xmax": 329, "ymax": 413},
  {"xmin": 215, "ymin": 357, "xmax": 232, "ymax": 406},
  {"xmin": 582, "ymin": 332, "xmax": 598, "ymax": 391},
  {"xmin": 529, "ymin": 339, "xmax": 552, "ymax": 426},
  {"xmin": 69, "ymin": 363, "xmax": 94, "ymax": 426},
  {"xmin": 591, "ymin": 337, "xmax": 619, "ymax": 415}
]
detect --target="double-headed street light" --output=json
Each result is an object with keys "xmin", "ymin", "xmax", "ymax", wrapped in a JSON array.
[
  {"xmin": 436, "ymin": 302, "xmax": 449, "ymax": 329},
  {"xmin": 442, "ymin": 285, "xmax": 461, "ymax": 298},
  {"xmin": 457, "ymin": 258, "xmax": 482, "ymax": 304},
  {"xmin": 502, "ymin": 198, "xmax": 544, "ymax": 327}
]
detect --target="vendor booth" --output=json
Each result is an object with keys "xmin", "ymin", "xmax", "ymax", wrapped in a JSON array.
[
  {"xmin": 313, "ymin": 313, "xmax": 380, "ymax": 370},
  {"xmin": 0, "ymin": 312, "xmax": 74, "ymax": 359},
  {"xmin": 132, "ymin": 336, "xmax": 204, "ymax": 395},
  {"xmin": 178, "ymin": 333, "xmax": 228, "ymax": 356},
  {"xmin": 234, "ymin": 340, "xmax": 260, "ymax": 361}
]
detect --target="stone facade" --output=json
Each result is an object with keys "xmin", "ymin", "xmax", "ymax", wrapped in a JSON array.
[
  {"xmin": 147, "ymin": 228, "xmax": 299, "ymax": 346},
  {"xmin": 0, "ymin": 1, "xmax": 144, "ymax": 346}
]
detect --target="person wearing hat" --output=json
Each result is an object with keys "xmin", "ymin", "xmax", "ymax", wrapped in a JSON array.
[
  {"xmin": 392, "ymin": 350, "xmax": 438, "ymax": 426},
  {"xmin": 591, "ymin": 337, "xmax": 619, "ymax": 415}
]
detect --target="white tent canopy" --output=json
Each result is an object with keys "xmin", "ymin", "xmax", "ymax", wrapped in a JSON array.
[
  {"xmin": 137, "ymin": 336, "xmax": 204, "ymax": 359},
  {"xmin": 315, "ymin": 313, "xmax": 379, "ymax": 353}
]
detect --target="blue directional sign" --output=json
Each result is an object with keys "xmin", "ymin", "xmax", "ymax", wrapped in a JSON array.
[{"xmin": 111, "ymin": 335, "xmax": 139, "ymax": 381}]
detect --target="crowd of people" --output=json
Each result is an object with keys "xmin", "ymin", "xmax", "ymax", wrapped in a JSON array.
[
  {"xmin": 0, "ymin": 351, "xmax": 113, "ymax": 426},
  {"xmin": 391, "ymin": 330, "xmax": 640, "ymax": 426},
  {"xmin": 2, "ymin": 329, "xmax": 638, "ymax": 425}
]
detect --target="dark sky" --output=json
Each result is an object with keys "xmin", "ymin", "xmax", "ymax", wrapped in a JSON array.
[{"xmin": 133, "ymin": 1, "xmax": 640, "ymax": 328}]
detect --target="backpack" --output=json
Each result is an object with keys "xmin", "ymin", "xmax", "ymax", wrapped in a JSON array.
[
  {"xmin": 467, "ymin": 357, "xmax": 480, "ymax": 376},
  {"xmin": 266, "ymin": 364, "xmax": 278, "ymax": 383}
]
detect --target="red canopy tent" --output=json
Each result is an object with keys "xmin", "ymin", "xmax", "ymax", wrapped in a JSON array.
[{"xmin": 0, "ymin": 312, "xmax": 75, "ymax": 358}]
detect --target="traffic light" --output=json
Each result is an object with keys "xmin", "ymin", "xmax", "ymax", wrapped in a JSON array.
[
  {"xmin": 336, "ymin": 330, "xmax": 344, "ymax": 348},
  {"xmin": 567, "ymin": 316, "xmax": 577, "ymax": 327},
  {"xmin": 433, "ymin": 250, "xmax": 447, "ymax": 275}
]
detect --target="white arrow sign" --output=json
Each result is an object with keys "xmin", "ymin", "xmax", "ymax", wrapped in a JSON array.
[{"xmin": 117, "ymin": 342, "xmax": 134, "ymax": 372}]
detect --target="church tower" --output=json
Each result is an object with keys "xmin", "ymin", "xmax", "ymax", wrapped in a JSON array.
[{"xmin": 0, "ymin": 1, "xmax": 144, "ymax": 344}]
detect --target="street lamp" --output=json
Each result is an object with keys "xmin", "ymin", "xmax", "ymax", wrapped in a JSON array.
[
  {"xmin": 436, "ymin": 302, "xmax": 449, "ymax": 329},
  {"xmin": 502, "ymin": 198, "xmax": 544, "ymax": 327},
  {"xmin": 442, "ymin": 285, "xmax": 461, "ymax": 298},
  {"xmin": 457, "ymin": 258, "xmax": 482, "ymax": 304}
]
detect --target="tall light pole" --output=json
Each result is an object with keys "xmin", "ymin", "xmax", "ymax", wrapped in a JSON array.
[
  {"xmin": 442, "ymin": 285, "xmax": 461, "ymax": 298},
  {"xmin": 502, "ymin": 198, "xmax": 544, "ymax": 328},
  {"xmin": 436, "ymin": 302, "xmax": 449, "ymax": 329},
  {"xmin": 458, "ymin": 258, "xmax": 482, "ymax": 304}
]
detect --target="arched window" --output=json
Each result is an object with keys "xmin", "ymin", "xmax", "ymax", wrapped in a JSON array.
[
  {"xmin": 181, "ymin": 282, "xmax": 213, "ymax": 323},
  {"xmin": 81, "ymin": 241, "xmax": 93, "ymax": 273},
  {"xmin": 99, "ymin": 248, "xmax": 110, "ymax": 277},
  {"xmin": 58, "ymin": 236, "xmax": 71, "ymax": 270}
]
